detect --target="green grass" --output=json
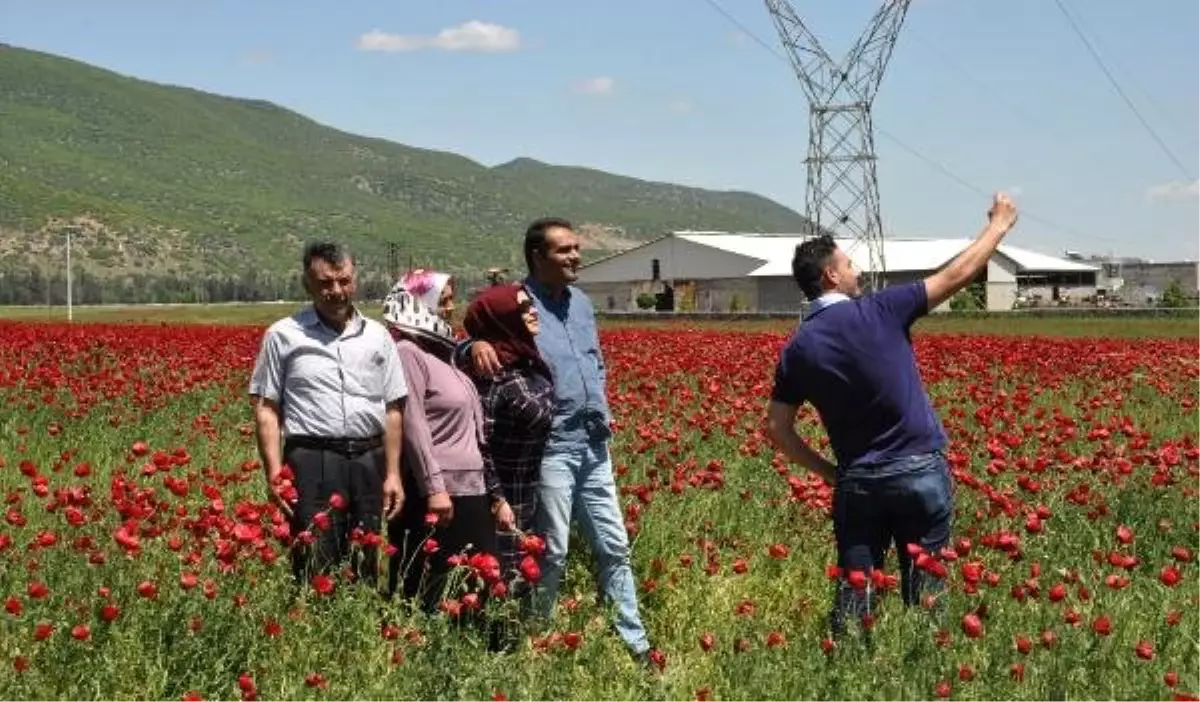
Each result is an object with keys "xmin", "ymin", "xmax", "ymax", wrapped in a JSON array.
[
  {"xmin": 0, "ymin": 322, "xmax": 1195, "ymax": 700},
  {"xmin": 2, "ymin": 303, "xmax": 1196, "ymax": 339},
  {"xmin": 0, "ymin": 302, "xmax": 310, "ymax": 326},
  {"xmin": 600, "ymin": 314, "xmax": 1199, "ymax": 339}
]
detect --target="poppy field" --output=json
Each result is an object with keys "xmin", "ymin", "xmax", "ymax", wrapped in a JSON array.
[{"xmin": 0, "ymin": 317, "xmax": 1196, "ymax": 700}]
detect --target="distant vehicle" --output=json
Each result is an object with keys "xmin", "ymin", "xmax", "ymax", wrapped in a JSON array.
[
  {"xmin": 466, "ymin": 266, "xmax": 512, "ymax": 302},
  {"xmin": 485, "ymin": 267, "xmax": 509, "ymax": 286}
]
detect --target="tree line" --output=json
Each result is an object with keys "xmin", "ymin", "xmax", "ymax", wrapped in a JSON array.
[{"xmin": 0, "ymin": 267, "xmax": 409, "ymax": 305}]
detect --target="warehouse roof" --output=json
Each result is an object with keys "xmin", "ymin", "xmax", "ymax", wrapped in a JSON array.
[{"xmin": 671, "ymin": 232, "xmax": 1099, "ymax": 276}]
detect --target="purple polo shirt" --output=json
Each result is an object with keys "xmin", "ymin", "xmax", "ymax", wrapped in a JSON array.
[{"xmin": 771, "ymin": 283, "xmax": 947, "ymax": 469}]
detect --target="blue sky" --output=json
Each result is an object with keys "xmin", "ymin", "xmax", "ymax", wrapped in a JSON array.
[{"xmin": 4, "ymin": 0, "xmax": 1197, "ymax": 260}]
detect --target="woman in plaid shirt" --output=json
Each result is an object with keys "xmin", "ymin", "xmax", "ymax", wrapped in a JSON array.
[{"xmin": 463, "ymin": 284, "xmax": 555, "ymax": 595}]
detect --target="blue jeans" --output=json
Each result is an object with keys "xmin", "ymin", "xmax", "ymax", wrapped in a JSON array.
[
  {"xmin": 534, "ymin": 440, "xmax": 650, "ymax": 654},
  {"xmin": 830, "ymin": 450, "xmax": 953, "ymax": 635}
]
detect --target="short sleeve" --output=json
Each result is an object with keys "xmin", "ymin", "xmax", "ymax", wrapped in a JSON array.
[
  {"xmin": 870, "ymin": 282, "xmax": 929, "ymax": 329},
  {"xmin": 380, "ymin": 336, "xmax": 408, "ymax": 404},
  {"xmin": 770, "ymin": 341, "xmax": 809, "ymax": 406},
  {"xmin": 248, "ymin": 328, "xmax": 284, "ymax": 401}
]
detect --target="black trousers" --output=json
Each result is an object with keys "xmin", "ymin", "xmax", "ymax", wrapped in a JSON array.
[
  {"xmin": 284, "ymin": 442, "xmax": 384, "ymax": 587},
  {"xmin": 387, "ymin": 474, "xmax": 497, "ymax": 605},
  {"xmin": 387, "ymin": 468, "xmax": 499, "ymax": 608}
]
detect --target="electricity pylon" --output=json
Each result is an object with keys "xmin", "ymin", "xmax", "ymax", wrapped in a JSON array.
[{"xmin": 765, "ymin": 0, "xmax": 912, "ymax": 290}]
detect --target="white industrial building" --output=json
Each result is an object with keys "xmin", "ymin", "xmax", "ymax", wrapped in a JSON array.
[
  {"xmin": 576, "ymin": 232, "xmax": 1099, "ymax": 313},
  {"xmin": 1093, "ymin": 260, "xmax": 1199, "ymax": 305}
]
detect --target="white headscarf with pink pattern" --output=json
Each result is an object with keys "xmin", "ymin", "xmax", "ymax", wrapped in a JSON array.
[
  {"xmin": 400, "ymin": 269, "xmax": 453, "ymax": 316},
  {"xmin": 381, "ymin": 268, "xmax": 457, "ymax": 351}
]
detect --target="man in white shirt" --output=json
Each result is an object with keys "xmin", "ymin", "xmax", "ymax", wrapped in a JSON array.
[{"xmin": 248, "ymin": 241, "xmax": 406, "ymax": 588}]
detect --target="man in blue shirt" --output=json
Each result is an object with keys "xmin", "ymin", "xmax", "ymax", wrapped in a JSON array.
[
  {"xmin": 767, "ymin": 193, "xmax": 1018, "ymax": 635},
  {"xmin": 464, "ymin": 218, "xmax": 654, "ymax": 664}
]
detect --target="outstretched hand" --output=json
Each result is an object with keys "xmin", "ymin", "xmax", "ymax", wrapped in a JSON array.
[{"xmin": 988, "ymin": 192, "xmax": 1018, "ymax": 234}]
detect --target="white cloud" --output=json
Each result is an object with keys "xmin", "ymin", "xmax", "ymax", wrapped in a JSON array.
[
  {"xmin": 572, "ymin": 76, "xmax": 615, "ymax": 96},
  {"xmin": 355, "ymin": 21, "xmax": 521, "ymax": 53},
  {"xmin": 668, "ymin": 98, "xmax": 693, "ymax": 114},
  {"xmin": 1147, "ymin": 179, "xmax": 1200, "ymax": 203}
]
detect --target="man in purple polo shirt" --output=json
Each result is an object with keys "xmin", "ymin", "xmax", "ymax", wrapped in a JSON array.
[{"xmin": 767, "ymin": 193, "xmax": 1019, "ymax": 635}]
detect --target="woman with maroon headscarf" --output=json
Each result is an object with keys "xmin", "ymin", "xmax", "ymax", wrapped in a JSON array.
[{"xmin": 463, "ymin": 283, "xmax": 555, "ymax": 597}]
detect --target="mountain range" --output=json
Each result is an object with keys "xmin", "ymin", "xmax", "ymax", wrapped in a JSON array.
[{"xmin": 0, "ymin": 43, "xmax": 814, "ymax": 300}]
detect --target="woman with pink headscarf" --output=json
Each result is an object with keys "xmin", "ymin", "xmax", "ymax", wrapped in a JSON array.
[
  {"xmin": 381, "ymin": 269, "xmax": 514, "ymax": 621},
  {"xmin": 399, "ymin": 268, "xmax": 457, "ymax": 322}
]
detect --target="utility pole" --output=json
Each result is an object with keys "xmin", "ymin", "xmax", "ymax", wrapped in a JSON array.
[
  {"xmin": 764, "ymin": 0, "xmax": 912, "ymax": 292},
  {"xmin": 387, "ymin": 242, "xmax": 400, "ymax": 282},
  {"xmin": 66, "ymin": 226, "xmax": 74, "ymax": 322}
]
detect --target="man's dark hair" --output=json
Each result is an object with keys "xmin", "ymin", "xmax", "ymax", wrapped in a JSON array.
[
  {"xmin": 302, "ymin": 241, "xmax": 352, "ymax": 273},
  {"xmin": 792, "ymin": 235, "xmax": 838, "ymax": 301},
  {"xmin": 524, "ymin": 217, "xmax": 573, "ymax": 274}
]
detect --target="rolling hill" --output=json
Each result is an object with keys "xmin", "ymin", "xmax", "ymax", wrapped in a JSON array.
[{"xmin": 0, "ymin": 43, "xmax": 814, "ymax": 303}]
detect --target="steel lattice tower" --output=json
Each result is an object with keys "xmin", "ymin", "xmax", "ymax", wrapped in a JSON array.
[{"xmin": 765, "ymin": 0, "xmax": 912, "ymax": 291}]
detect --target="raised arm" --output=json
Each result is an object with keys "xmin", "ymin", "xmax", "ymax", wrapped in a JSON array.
[
  {"xmin": 924, "ymin": 192, "xmax": 1019, "ymax": 311},
  {"xmin": 453, "ymin": 337, "xmax": 502, "ymax": 378}
]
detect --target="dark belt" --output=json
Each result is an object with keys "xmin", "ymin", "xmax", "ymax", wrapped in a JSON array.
[{"xmin": 285, "ymin": 434, "xmax": 383, "ymax": 456}]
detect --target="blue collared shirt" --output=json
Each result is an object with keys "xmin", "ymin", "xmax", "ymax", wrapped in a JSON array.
[{"xmin": 522, "ymin": 277, "xmax": 612, "ymax": 449}]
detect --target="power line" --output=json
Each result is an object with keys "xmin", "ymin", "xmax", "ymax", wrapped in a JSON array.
[
  {"xmin": 1052, "ymin": 0, "xmax": 1194, "ymax": 180},
  {"xmin": 698, "ymin": 0, "xmax": 1113, "ymax": 246},
  {"xmin": 1056, "ymin": 2, "xmax": 1194, "ymax": 147},
  {"xmin": 875, "ymin": 134, "xmax": 1095, "ymax": 242},
  {"xmin": 702, "ymin": 0, "xmax": 789, "ymax": 60},
  {"xmin": 902, "ymin": 28, "xmax": 1079, "ymax": 146}
]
